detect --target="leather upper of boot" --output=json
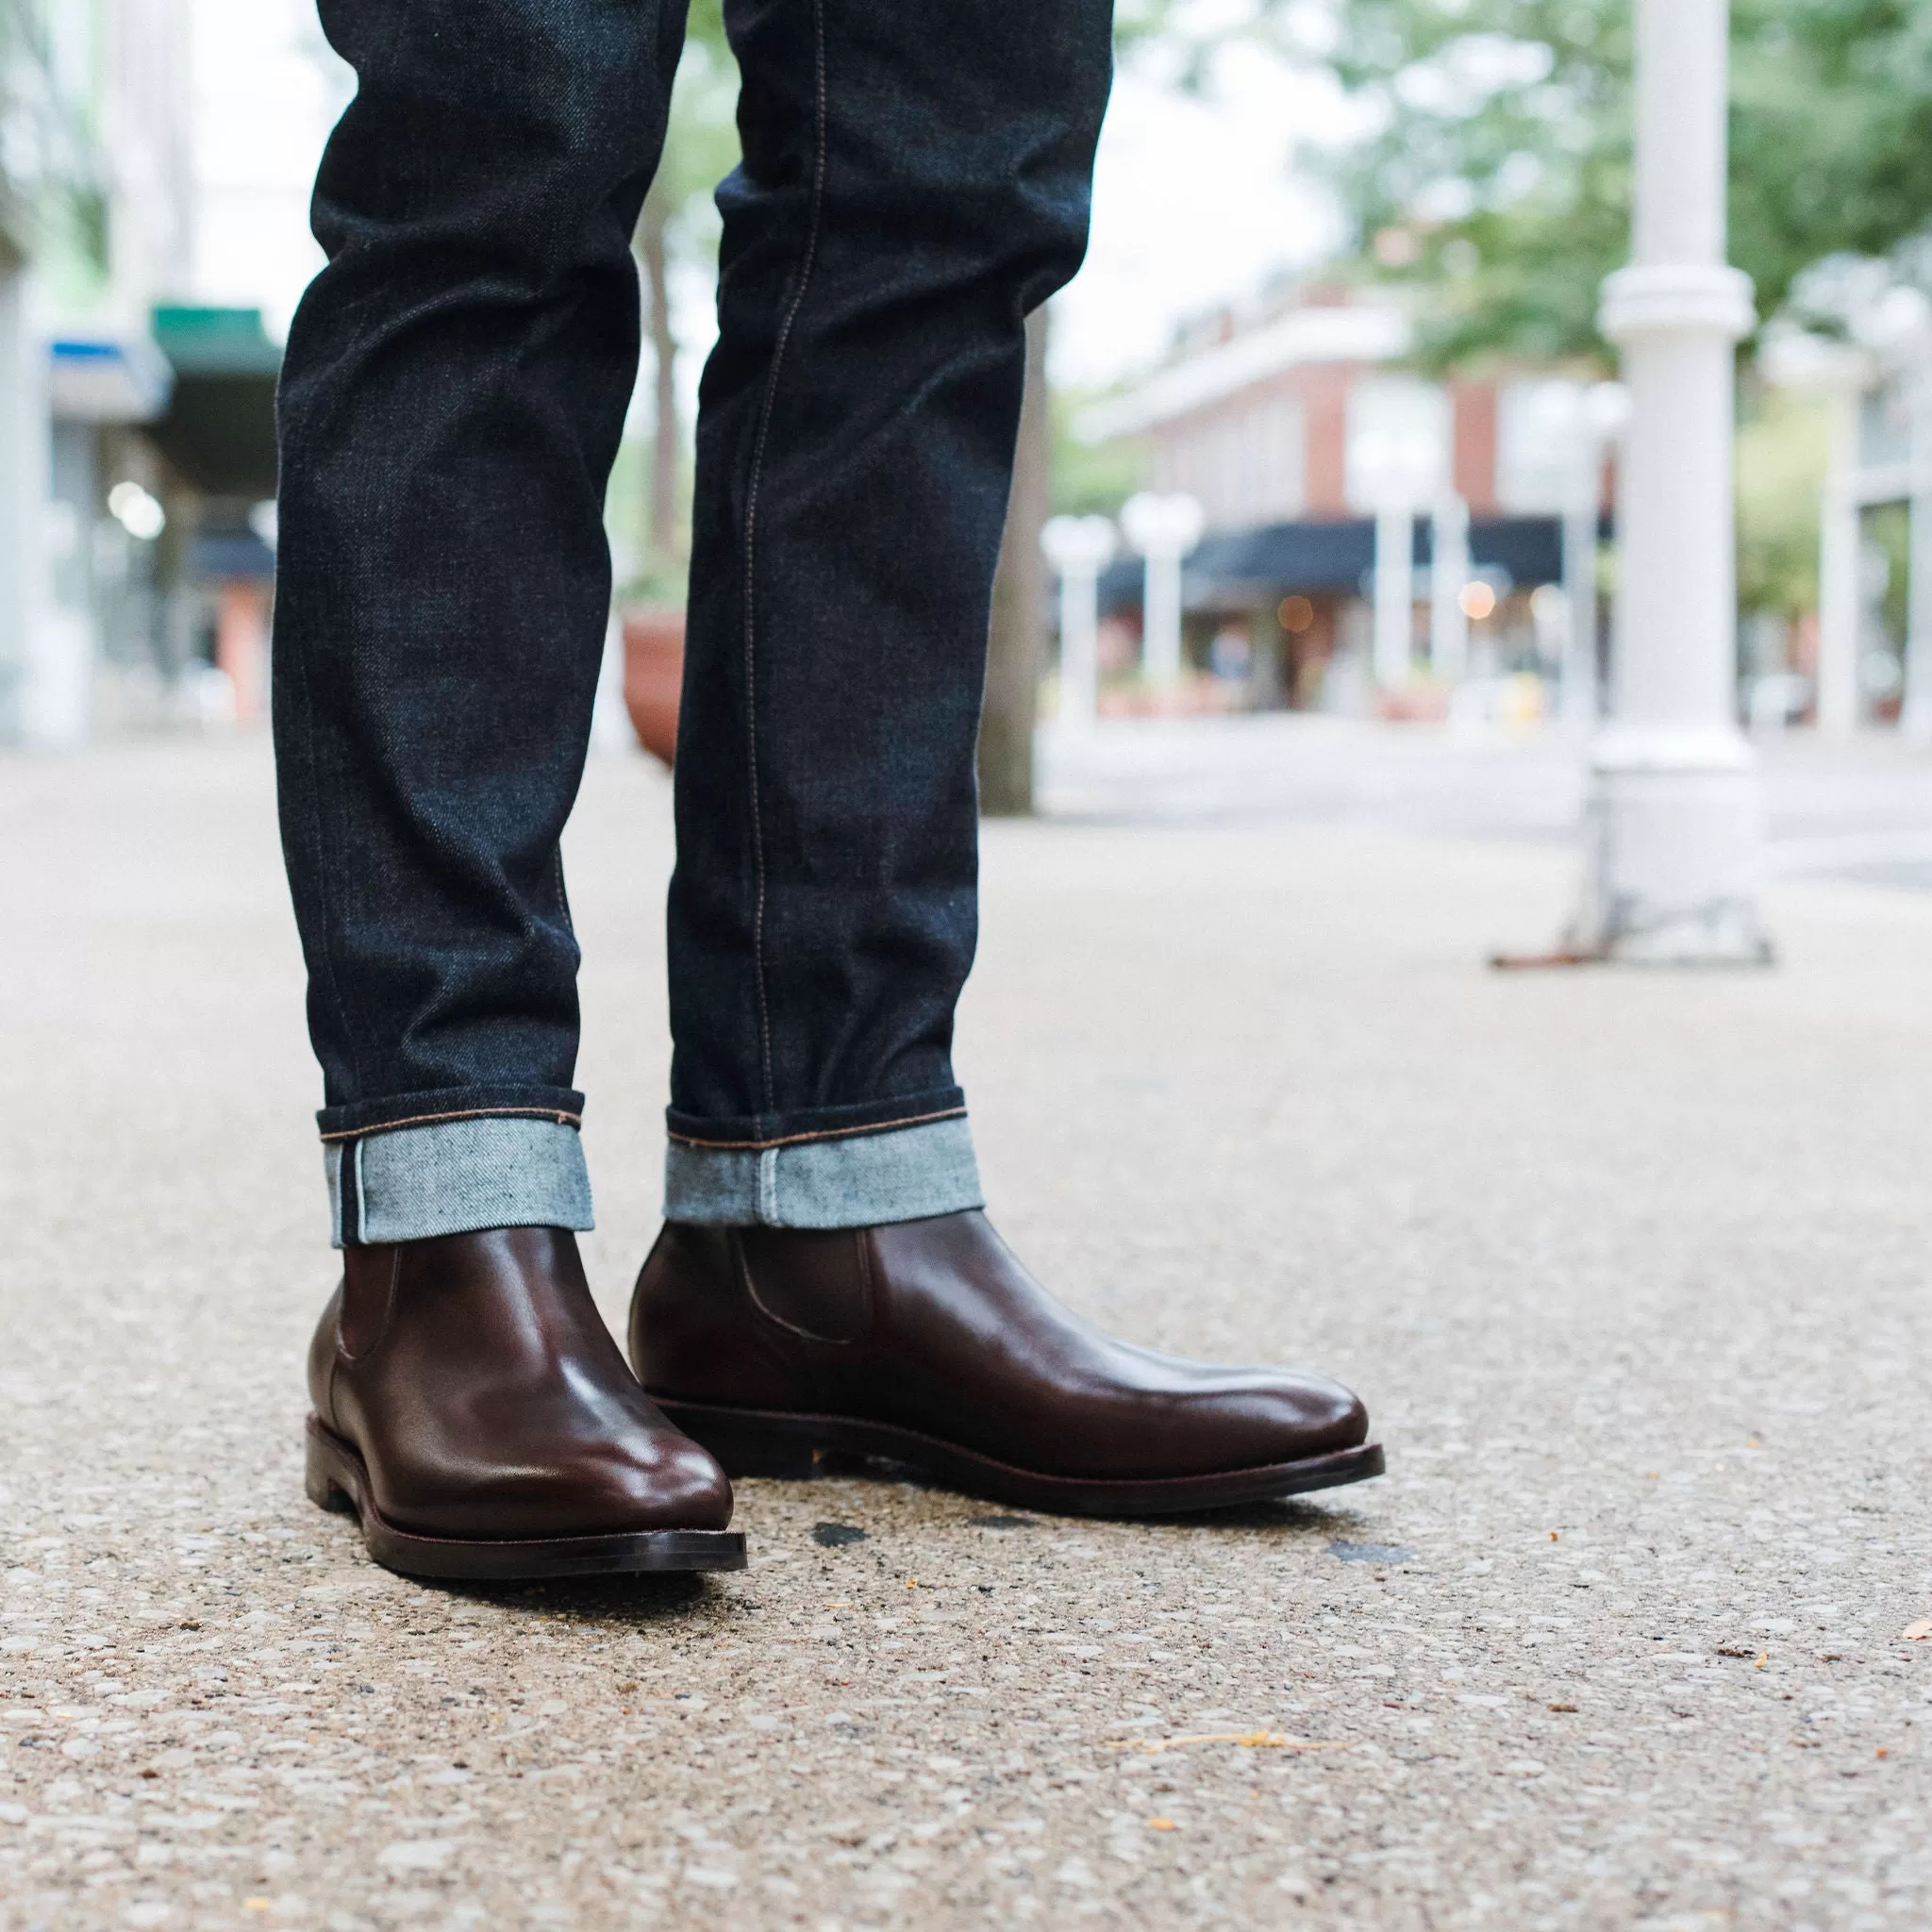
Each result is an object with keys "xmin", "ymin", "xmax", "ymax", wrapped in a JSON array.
[
  {"xmin": 309, "ymin": 1226, "xmax": 733, "ymax": 1539},
  {"xmin": 631, "ymin": 1210, "xmax": 1370, "ymax": 1480}
]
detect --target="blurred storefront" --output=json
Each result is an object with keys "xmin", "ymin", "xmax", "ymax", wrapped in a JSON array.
[
  {"xmin": 1075, "ymin": 285, "xmax": 1612, "ymax": 719},
  {"xmin": 146, "ymin": 304, "xmax": 282, "ymax": 724},
  {"xmin": 0, "ymin": 1, "xmax": 281, "ymax": 748}
]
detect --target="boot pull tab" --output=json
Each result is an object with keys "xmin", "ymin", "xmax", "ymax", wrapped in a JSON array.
[{"xmin": 736, "ymin": 1227, "xmax": 874, "ymax": 1345}]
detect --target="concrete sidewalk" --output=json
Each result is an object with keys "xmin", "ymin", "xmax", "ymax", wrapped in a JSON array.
[{"xmin": 3, "ymin": 737, "xmax": 1931, "ymax": 1931}]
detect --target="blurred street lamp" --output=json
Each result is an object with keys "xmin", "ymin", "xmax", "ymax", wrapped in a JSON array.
[
  {"xmin": 1817, "ymin": 355, "xmax": 1869, "ymax": 740},
  {"xmin": 1759, "ymin": 325, "xmax": 1870, "ymax": 737},
  {"xmin": 1372, "ymin": 500, "xmax": 1415, "ymax": 689},
  {"xmin": 1530, "ymin": 380, "xmax": 1630, "ymax": 735},
  {"xmin": 1570, "ymin": 0, "xmax": 1766, "ymax": 963},
  {"xmin": 1353, "ymin": 425, "xmax": 1443, "ymax": 689},
  {"xmin": 1041, "ymin": 513, "xmax": 1117, "ymax": 730},
  {"xmin": 1571, "ymin": 382, "xmax": 1630, "ymax": 734},
  {"xmin": 1769, "ymin": 284, "xmax": 1932, "ymax": 741},
  {"xmin": 1121, "ymin": 491, "xmax": 1205, "ymax": 688}
]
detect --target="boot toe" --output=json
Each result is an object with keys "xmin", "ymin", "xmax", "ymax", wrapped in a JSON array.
[
  {"xmin": 1247, "ymin": 1373, "xmax": 1371, "ymax": 1463},
  {"xmin": 630, "ymin": 1437, "xmax": 736, "ymax": 1532},
  {"xmin": 579, "ymin": 1424, "xmax": 736, "ymax": 1534}
]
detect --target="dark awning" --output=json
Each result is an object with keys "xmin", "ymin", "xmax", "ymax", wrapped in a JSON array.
[{"xmin": 1099, "ymin": 514, "xmax": 1583, "ymax": 615}]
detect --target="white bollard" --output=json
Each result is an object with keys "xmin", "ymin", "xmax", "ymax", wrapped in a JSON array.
[
  {"xmin": 1570, "ymin": 0, "xmax": 1766, "ymax": 963},
  {"xmin": 1040, "ymin": 514, "xmax": 1118, "ymax": 730}
]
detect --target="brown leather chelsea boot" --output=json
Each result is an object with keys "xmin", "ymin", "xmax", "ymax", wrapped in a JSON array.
[
  {"xmin": 306, "ymin": 1226, "xmax": 745, "ymax": 1580},
  {"xmin": 628, "ymin": 1210, "xmax": 1381, "ymax": 1516}
]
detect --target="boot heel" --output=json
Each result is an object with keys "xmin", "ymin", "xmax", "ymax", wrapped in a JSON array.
[
  {"xmin": 662, "ymin": 1406, "xmax": 825, "ymax": 1480},
  {"xmin": 305, "ymin": 1424, "xmax": 356, "ymax": 1513}
]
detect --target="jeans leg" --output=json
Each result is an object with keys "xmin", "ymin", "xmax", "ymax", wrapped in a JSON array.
[
  {"xmin": 275, "ymin": 0, "xmax": 688, "ymax": 1243},
  {"xmin": 663, "ymin": 0, "xmax": 1113, "ymax": 1227}
]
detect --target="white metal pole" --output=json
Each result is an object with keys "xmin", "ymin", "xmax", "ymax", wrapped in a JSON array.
[
  {"xmin": 1904, "ymin": 369, "xmax": 1932, "ymax": 744},
  {"xmin": 1430, "ymin": 492, "xmax": 1470, "ymax": 682},
  {"xmin": 1815, "ymin": 378, "xmax": 1861, "ymax": 738},
  {"xmin": 1570, "ymin": 0, "xmax": 1765, "ymax": 962},
  {"xmin": 1373, "ymin": 502, "xmax": 1414, "ymax": 689},
  {"xmin": 1560, "ymin": 461, "xmax": 1600, "ymax": 734}
]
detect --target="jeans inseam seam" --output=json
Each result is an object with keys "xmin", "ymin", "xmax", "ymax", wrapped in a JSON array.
[{"xmin": 739, "ymin": 0, "xmax": 829, "ymax": 1118}]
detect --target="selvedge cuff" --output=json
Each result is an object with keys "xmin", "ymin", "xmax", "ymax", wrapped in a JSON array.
[
  {"xmin": 663, "ymin": 1114, "xmax": 983, "ymax": 1229},
  {"xmin": 325, "ymin": 1116, "xmax": 593, "ymax": 1248}
]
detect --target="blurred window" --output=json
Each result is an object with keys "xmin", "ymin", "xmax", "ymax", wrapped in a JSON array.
[
  {"xmin": 1161, "ymin": 393, "xmax": 1305, "ymax": 531},
  {"xmin": 1496, "ymin": 380, "xmax": 1583, "ymax": 513},
  {"xmin": 1251, "ymin": 393, "xmax": 1307, "ymax": 524},
  {"xmin": 1346, "ymin": 377, "xmax": 1450, "ymax": 510}
]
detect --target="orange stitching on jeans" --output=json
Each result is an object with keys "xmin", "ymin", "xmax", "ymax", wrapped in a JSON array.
[
  {"xmin": 666, "ymin": 1106, "xmax": 967, "ymax": 1153},
  {"xmin": 317, "ymin": 1106, "xmax": 581, "ymax": 1143}
]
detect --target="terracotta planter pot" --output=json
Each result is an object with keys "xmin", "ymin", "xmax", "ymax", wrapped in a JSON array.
[
  {"xmin": 1371, "ymin": 681, "xmax": 1452, "ymax": 724},
  {"xmin": 622, "ymin": 606, "xmax": 686, "ymax": 768}
]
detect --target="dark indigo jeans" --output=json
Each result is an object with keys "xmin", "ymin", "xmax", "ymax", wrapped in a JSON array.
[{"xmin": 273, "ymin": 0, "xmax": 1111, "ymax": 1244}]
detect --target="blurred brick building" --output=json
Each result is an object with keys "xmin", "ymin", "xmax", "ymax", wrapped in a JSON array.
[{"xmin": 1076, "ymin": 284, "xmax": 1612, "ymax": 711}]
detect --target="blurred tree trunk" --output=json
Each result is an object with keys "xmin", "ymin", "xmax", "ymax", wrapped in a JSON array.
[
  {"xmin": 636, "ymin": 180, "xmax": 680, "ymax": 573},
  {"xmin": 979, "ymin": 306, "xmax": 1051, "ymax": 817}
]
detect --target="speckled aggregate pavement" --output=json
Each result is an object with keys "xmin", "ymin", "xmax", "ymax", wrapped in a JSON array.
[{"xmin": 4, "ymin": 736, "xmax": 1932, "ymax": 1931}]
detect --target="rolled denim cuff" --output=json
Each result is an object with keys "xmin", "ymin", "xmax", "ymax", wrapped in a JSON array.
[
  {"xmin": 663, "ymin": 1115, "xmax": 983, "ymax": 1229},
  {"xmin": 325, "ymin": 1116, "xmax": 593, "ymax": 1248}
]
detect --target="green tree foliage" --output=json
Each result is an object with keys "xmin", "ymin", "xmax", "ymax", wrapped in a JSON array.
[
  {"xmin": 1319, "ymin": 1, "xmax": 1932, "ymax": 368},
  {"xmin": 1052, "ymin": 398, "xmax": 1150, "ymax": 518},
  {"xmin": 0, "ymin": 0, "xmax": 106, "ymax": 276}
]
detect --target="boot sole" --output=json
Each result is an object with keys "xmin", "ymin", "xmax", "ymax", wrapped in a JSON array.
[
  {"xmin": 651, "ymin": 1398, "xmax": 1385, "ymax": 1518},
  {"xmin": 304, "ymin": 1418, "xmax": 748, "ymax": 1581}
]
